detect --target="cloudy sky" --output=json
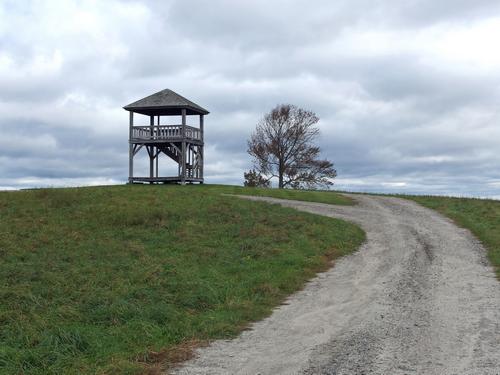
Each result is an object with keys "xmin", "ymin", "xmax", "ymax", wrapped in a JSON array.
[{"xmin": 1, "ymin": 0, "xmax": 500, "ymax": 197}]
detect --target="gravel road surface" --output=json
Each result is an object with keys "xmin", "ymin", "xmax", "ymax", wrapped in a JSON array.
[{"xmin": 171, "ymin": 194, "xmax": 500, "ymax": 375}]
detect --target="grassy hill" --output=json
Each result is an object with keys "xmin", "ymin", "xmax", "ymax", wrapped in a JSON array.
[{"xmin": 0, "ymin": 185, "xmax": 362, "ymax": 374}]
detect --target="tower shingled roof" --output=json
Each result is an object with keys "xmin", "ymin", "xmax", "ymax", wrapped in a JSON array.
[{"xmin": 124, "ymin": 89, "xmax": 209, "ymax": 116}]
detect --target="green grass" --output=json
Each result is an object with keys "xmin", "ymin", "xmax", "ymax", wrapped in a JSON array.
[
  {"xmin": 201, "ymin": 184, "xmax": 354, "ymax": 205},
  {"xmin": 0, "ymin": 184, "xmax": 363, "ymax": 374},
  {"xmin": 405, "ymin": 195, "xmax": 500, "ymax": 279}
]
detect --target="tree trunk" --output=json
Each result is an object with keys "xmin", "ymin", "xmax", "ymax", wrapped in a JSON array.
[{"xmin": 278, "ymin": 161, "xmax": 284, "ymax": 188}]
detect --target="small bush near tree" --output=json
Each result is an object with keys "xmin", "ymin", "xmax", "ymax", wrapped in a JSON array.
[{"xmin": 243, "ymin": 169, "xmax": 271, "ymax": 187}]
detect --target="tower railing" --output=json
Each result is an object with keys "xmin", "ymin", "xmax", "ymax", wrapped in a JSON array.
[{"xmin": 131, "ymin": 125, "xmax": 201, "ymax": 141}]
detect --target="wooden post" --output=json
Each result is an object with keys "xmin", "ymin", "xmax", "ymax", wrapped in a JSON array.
[
  {"xmin": 200, "ymin": 114, "xmax": 204, "ymax": 182},
  {"xmin": 156, "ymin": 152, "xmax": 159, "ymax": 178},
  {"xmin": 128, "ymin": 111, "xmax": 134, "ymax": 183},
  {"xmin": 188, "ymin": 146, "xmax": 191, "ymax": 178},
  {"xmin": 156, "ymin": 115, "xmax": 160, "ymax": 178},
  {"xmin": 149, "ymin": 115, "xmax": 154, "ymax": 183},
  {"xmin": 181, "ymin": 109, "xmax": 186, "ymax": 185}
]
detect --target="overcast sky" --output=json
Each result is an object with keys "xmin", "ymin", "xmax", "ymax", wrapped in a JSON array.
[{"xmin": 1, "ymin": 0, "xmax": 499, "ymax": 197}]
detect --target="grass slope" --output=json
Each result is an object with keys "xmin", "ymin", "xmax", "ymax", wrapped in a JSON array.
[
  {"xmin": 201, "ymin": 184, "xmax": 354, "ymax": 205},
  {"xmin": 0, "ymin": 185, "xmax": 363, "ymax": 374},
  {"xmin": 407, "ymin": 196, "xmax": 500, "ymax": 279}
]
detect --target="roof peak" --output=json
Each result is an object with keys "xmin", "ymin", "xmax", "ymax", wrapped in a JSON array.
[{"xmin": 124, "ymin": 88, "xmax": 209, "ymax": 116}]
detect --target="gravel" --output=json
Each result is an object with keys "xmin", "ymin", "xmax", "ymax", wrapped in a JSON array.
[{"xmin": 171, "ymin": 194, "xmax": 500, "ymax": 375}]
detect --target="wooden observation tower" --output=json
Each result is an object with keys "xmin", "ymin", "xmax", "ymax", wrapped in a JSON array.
[{"xmin": 124, "ymin": 89, "xmax": 209, "ymax": 184}]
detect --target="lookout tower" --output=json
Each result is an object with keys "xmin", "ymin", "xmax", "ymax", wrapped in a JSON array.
[{"xmin": 124, "ymin": 89, "xmax": 209, "ymax": 184}]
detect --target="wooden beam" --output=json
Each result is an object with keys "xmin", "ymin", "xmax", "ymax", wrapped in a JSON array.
[
  {"xmin": 145, "ymin": 145, "xmax": 153, "ymax": 158},
  {"xmin": 200, "ymin": 114, "xmax": 204, "ymax": 182},
  {"xmin": 128, "ymin": 111, "xmax": 134, "ymax": 183},
  {"xmin": 133, "ymin": 144, "xmax": 144, "ymax": 156},
  {"xmin": 149, "ymin": 116, "xmax": 154, "ymax": 182},
  {"xmin": 169, "ymin": 142, "xmax": 182, "ymax": 154},
  {"xmin": 200, "ymin": 114, "xmax": 204, "ymax": 138},
  {"xmin": 181, "ymin": 109, "xmax": 186, "ymax": 185},
  {"xmin": 156, "ymin": 153, "xmax": 159, "ymax": 178},
  {"xmin": 181, "ymin": 109, "xmax": 187, "ymax": 141}
]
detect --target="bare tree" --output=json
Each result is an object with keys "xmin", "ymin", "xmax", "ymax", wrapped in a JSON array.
[{"xmin": 247, "ymin": 104, "xmax": 337, "ymax": 189}]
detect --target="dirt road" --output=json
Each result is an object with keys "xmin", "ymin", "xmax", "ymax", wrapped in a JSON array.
[{"xmin": 171, "ymin": 195, "xmax": 500, "ymax": 375}]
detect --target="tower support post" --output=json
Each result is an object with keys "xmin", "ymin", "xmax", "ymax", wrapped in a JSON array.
[
  {"xmin": 128, "ymin": 111, "xmax": 134, "ymax": 183},
  {"xmin": 200, "ymin": 114, "xmax": 204, "ymax": 182},
  {"xmin": 181, "ymin": 109, "xmax": 187, "ymax": 185},
  {"xmin": 149, "ymin": 116, "xmax": 154, "ymax": 183}
]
